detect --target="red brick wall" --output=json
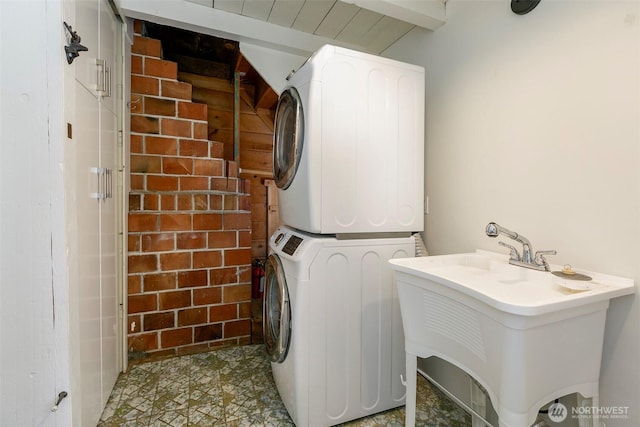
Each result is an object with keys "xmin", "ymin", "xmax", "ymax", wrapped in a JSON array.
[{"xmin": 127, "ymin": 25, "xmax": 252, "ymax": 359}]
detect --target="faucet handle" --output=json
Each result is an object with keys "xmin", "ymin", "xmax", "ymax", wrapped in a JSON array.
[
  {"xmin": 534, "ymin": 250, "xmax": 557, "ymax": 270},
  {"xmin": 499, "ymin": 241, "xmax": 521, "ymax": 261}
]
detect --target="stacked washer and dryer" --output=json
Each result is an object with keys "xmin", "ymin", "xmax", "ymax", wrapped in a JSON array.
[{"xmin": 263, "ymin": 45, "xmax": 425, "ymax": 426}]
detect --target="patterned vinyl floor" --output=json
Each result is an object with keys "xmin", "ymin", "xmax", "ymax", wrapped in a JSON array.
[{"xmin": 98, "ymin": 345, "xmax": 470, "ymax": 427}]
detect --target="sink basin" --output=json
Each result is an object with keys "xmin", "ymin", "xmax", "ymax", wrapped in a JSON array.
[
  {"xmin": 390, "ymin": 250, "xmax": 634, "ymax": 317},
  {"xmin": 390, "ymin": 250, "xmax": 634, "ymax": 427}
]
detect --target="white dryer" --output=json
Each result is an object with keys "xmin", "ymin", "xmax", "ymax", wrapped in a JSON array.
[
  {"xmin": 273, "ymin": 45, "xmax": 425, "ymax": 235},
  {"xmin": 263, "ymin": 226, "xmax": 414, "ymax": 426}
]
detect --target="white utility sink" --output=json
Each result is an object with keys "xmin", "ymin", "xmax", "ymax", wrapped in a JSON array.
[{"xmin": 390, "ymin": 250, "xmax": 634, "ymax": 427}]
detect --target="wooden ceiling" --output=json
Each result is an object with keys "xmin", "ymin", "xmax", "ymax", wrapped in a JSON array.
[{"xmin": 186, "ymin": 0, "xmax": 418, "ymax": 54}]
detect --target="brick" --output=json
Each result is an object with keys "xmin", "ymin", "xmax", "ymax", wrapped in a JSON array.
[
  {"xmin": 194, "ymin": 324, "xmax": 222, "ymax": 343},
  {"xmin": 177, "ymin": 195, "xmax": 192, "ymax": 210},
  {"xmin": 145, "ymin": 136, "xmax": 178, "ymax": 155},
  {"xmin": 161, "ymin": 328, "xmax": 193, "ymax": 348},
  {"xmin": 128, "ymin": 293, "xmax": 158, "ymax": 313},
  {"xmin": 144, "ymin": 96, "xmax": 176, "ymax": 116},
  {"xmin": 224, "ymin": 319, "xmax": 251, "ymax": 338},
  {"xmin": 178, "ymin": 308, "xmax": 208, "ymax": 326},
  {"xmin": 161, "ymin": 118, "xmax": 192, "ymax": 138},
  {"xmin": 193, "ymin": 122, "xmax": 208, "ymax": 139},
  {"xmin": 193, "ymin": 287, "xmax": 222, "ymax": 306},
  {"xmin": 193, "ymin": 250, "xmax": 223, "ymax": 269},
  {"xmin": 193, "ymin": 213, "xmax": 223, "ymax": 231},
  {"xmin": 128, "ymin": 275, "xmax": 142, "ymax": 294},
  {"xmin": 177, "ymin": 232, "xmax": 207, "ymax": 249},
  {"xmin": 194, "ymin": 195, "xmax": 208, "ymax": 210},
  {"xmin": 180, "ymin": 176, "xmax": 209, "ymax": 191},
  {"xmin": 210, "ymin": 195, "xmax": 223, "ymax": 210},
  {"xmin": 143, "ymin": 194, "xmax": 159, "ymax": 211},
  {"xmin": 144, "ymin": 272, "xmax": 177, "ymax": 291},
  {"xmin": 130, "ymin": 173, "xmax": 144, "ymax": 190},
  {"xmin": 130, "ymin": 155, "xmax": 161, "ymax": 174},
  {"xmin": 128, "ymin": 315, "xmax": 142, "ymax": 333},
  {"xmin": 144, "ymin": 57, "xmax": 178, "ymax": 79},
  {"xmin": 130, "ymin": 94, "xmax": 143, "ymax": 113},
  {"xmin": 131, "ymin": 75, "xmax": 159, "ymax": 96},
  {"xmin": 144, "ymin": 311, "xmax": 175, "ymax": 331},
  {"xmin": 239, "ymin": 195, "xmax": 251, "ymax": 211},
  {"xmin": 224, "ymin": 249, "xmax": 251, "ymax": 266},
  {"xmin": 178, "ymin": 102, "xmax": 207, "ymax": 120},
  {"xmin": 129, "ymin": 194, "xmax": 141, "ymax": 211},
  {"xmin": 211, "ymin": 141, "xmax": 224, "ymax": 158},
  {"xmin": 159, "ymin": 290, "xmax": 192, "ymax": 310},
  {"xmin": 179, "ymin": 139, "xmax": 209, "ymax": 157},
  {"xmin": 142, "ymin": 233, "xmax": 175, "ymax": 252},
  {"xmin": 224, "ymin": 195, "xmax": 237, "ymax": 210},
  {"xmin": 160, "ymin": 213, "xmax": 191, "ymax": 231},
  {"xmin": 128, "ymin": 332, "xmax": 158, "ymax": 352},
  {"xmin": 133, "ymin": 20, "xmax": 143, "ymax": 35},
  {"xmin": 147, "ymin": 175, "xmax": 179, "ymax": 191},
  {"xmin": 161, "ymin": 195, "xmax": 176, "ymax": 211},
  {"xmin": 239, "ymin": 301, "xmax": 251, "ymax": 319},
  {"xmin": 159, "ymin": 252, "xmax": 191, "ymax": 271},
  {"xmin": 130, "ymin": 134, "xmax": 143, "ymax": 153},
  {"xmin": 131, "ymin": 55, "xmax": 143, "ymax": 74},
  {"xmin": 163, "ymin": 157, "xmax": 193, "ymax": 175},
  {"xmin": 223, "ymin": 284, "xmax": 251, "ymax": 303},
  {"xmin": 128, "ymin": 254, "xmax": 158, "ymax": 273},
  {"xmin": 128, "ymin": 234, "xmax": 141, "ymax": 252},
  {"xmin": 132, "ymin": 35, "xmax": 162, "ymax": 57},
  {"xmin": 210, "ymin": 267, "xmax": 239, "ymax": 286},
  {"xmin": 209, "ymin": 304, "xmax": 237, "ymax": 322},
  {"xmin": 226, "ymin": 161, "xmax": 238, "ymax": 178},
  {"xmin": 178, "ymin": 270, "xmax": 208, "ymax": 288},
  {"xmin": 238, "ymin": 266, "xmax": 251, "ymax": 283},
  {"xmin": 238, "ymin": 231, "xmax": 251, "ymax": 248},
  {"xmin": 194, "ymin": 159, "xmax": 224, "ymax": 176},
  {"xmin": 211, "ymin": 177, "xmax": 234, "ymax": 192},
  {"xmin": 131, "ymin": 115, "xmax": 160, "ymax": 134},
  {"xmin": 223, "ymin": 212, "xmax": 251, "ymax": 230},
  {"xmin": 208, "ymin": 231, "xmax": 237, "ymax": 249},
  {"xmin": 162, "ymin": 80, "xmax": 192, "ymax": 100}
]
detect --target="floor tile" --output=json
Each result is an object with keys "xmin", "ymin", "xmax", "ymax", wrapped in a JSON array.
[{"xmin": 99, "ymin": 345, "xmax": 471, "ymax": 426}]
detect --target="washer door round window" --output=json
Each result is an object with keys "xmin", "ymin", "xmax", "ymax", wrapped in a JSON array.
[
  {"xmin": 263, "ymin": 254, "xmax": 291, "ymax": 363},
  {"xmin": 273, "ymin": 87, "xmax": 304, "ymax": 189}
]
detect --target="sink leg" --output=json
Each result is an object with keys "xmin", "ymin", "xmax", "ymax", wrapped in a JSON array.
[{"xmin": 405, "ymin": 353, "xmax": 417, "ymax": 427}]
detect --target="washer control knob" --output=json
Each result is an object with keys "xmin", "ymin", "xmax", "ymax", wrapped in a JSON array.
[{"xmin": 274, "ymin": 233, "xmax": 285, "ymax": 245}]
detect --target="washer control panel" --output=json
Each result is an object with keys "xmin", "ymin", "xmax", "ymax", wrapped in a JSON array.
[
  {"xmin": 282, "ymin": 235, "xmax": 303, "ymax": 256},
  {"xmin": 272, "ymin": 228, "xmax": 305, "ymax": 256}
]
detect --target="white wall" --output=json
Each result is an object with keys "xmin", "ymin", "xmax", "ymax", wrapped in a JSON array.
[{"xmin": 385, "ymin": 0, "xmax": 640, "ymax": 425}]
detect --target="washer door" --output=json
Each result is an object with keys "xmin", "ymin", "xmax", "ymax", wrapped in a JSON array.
[
  {"xmin": 273, "ymin": 87, "xmax": 304, "ymax": 190},
  {"xmin": 263, "ymin": 253, "xmax": 291, "ymax": 363}
]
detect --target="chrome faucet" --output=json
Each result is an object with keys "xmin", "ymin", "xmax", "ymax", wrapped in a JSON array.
[{"xmin": 485, "ymin": 222, "xmax": 556, "ymax": 271}]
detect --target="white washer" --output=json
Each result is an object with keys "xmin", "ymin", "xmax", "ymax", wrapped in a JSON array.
[
  {"xmin": 273, "ymin": 45, "xmax": 425, "ymax": 235},
  {"xmin": 263, "ymin": 226, "xmax": 414, "ymax": 426}
]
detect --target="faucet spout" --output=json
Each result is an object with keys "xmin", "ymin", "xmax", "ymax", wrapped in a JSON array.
[
  {"xmin": 485, "ymin": 222, "xmax": 553, "ymax": 270},
  {"xmin": 486, "ymin": 222, "xmax": 533, "ymax": 262}
]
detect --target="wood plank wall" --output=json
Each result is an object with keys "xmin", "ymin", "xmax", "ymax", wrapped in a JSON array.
[{"xmin": 181, "ymin": 73, "xmax": 277, "ymax": 258}]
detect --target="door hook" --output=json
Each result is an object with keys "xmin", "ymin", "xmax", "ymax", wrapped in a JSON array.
[
  {"xmin": 63, "ymin": 22, "xmax": 88, "ymax": 64},
  {"xmin": 51, "ymin": 391, "xmax": 68, "ymax": 412}
]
